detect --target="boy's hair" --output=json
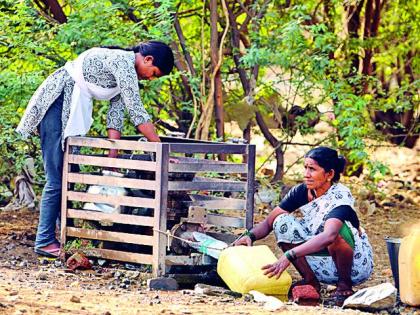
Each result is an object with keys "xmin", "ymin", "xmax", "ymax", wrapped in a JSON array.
[{"xmin": 102, "ymin": 41, "xmax": 174, "ymax": 75}]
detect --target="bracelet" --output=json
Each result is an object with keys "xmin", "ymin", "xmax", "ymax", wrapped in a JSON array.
[
  {"xmin": 284, "ymin": 249, "xmax": 297, "ymax": 262},
  {"xmin": 244, "ymin": 230, "xmax": 257, "ymax": 243}
]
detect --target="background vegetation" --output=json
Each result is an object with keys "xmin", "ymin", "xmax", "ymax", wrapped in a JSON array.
[{"xmin": 0, "ymin": 0, "xmax": 418, "ymax": 202}]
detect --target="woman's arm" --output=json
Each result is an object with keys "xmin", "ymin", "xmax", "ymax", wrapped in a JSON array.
[
  {"xmin": 233, "ymin": 206, "xmax": 289, "ymax": 246},
  {"xmin": 262, "ymin": 218, "xmax": 343, "ymax": 278},
  {"xmin": 288, "ymin": 218, "xmax": 343, "ymax": 257}
]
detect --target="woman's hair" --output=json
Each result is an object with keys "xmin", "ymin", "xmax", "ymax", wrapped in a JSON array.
[
  {"xmin": 102, "ymin": 41, "xmax": 174, "ymax": 75},
  {"xmin": 304, "ymin": 146, "xmax": 346, "ymax": 182}
]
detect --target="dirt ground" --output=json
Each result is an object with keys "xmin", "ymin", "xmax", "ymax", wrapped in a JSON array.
[{"xmin": 0, "ymin": 143, "xmax": 419, "ymax": 315}]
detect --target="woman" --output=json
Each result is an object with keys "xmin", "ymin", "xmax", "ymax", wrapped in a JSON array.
[
  {"xmin": 16, "ymin": 41, "xmax": 174, "ymax": 257},
  {"xmin": 234, "ymin": 147, "xmax": 373, "ymax": 303}
]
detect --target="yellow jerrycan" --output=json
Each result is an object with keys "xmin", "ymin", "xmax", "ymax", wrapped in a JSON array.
[
  {"xmin": 217, "ymin": 245, "xmax": 292, "ymax": 300},
  {"xmin": 399, "ymin": 228, "xmax": 420, "ymax": 306}
]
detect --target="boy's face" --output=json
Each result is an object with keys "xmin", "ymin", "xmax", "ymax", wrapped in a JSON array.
[{"xmin": 135, "ymin": 55, "xmax": 163, "ymax": 81}]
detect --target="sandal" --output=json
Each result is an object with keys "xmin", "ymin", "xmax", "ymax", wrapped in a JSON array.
[{"xmin": 35, "ymin": 246, "xmax": 60, "ymax": 258}]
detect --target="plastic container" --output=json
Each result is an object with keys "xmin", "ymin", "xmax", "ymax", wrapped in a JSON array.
[
  {"xmin": 217, "ymin": 245, "xmax": 292, "ymax": 300},
  {"xmin": 399, "ymin": 228, "xmax": 420, "ymax": 306},
  {"xmin": 385, "ymin": 237, "xmax": 401, "ymax": 292}
]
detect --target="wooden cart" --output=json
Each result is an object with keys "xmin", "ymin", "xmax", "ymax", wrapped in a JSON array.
[{"xmin": 60, "ymin": 136, "xmax": 255, "ymax": 276}]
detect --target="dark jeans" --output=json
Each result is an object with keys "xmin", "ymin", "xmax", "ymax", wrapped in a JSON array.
[{"xmin": 35, "ymin": 93, "xmax": 64, "ymax": 249}]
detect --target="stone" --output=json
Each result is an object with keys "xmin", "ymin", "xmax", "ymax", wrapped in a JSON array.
[
  {"xmin": 147, "ymin": 277, "xmax": 179, "ymax": 291},
  {"xmin": 70, "ymin": 296, "xmax": 81, "ymax": 303},
  {"xmin": 18, "ymin": 261, "xmax": 27, "ymax": 268},
  {"xmin": 248, "ymin": 290, "xmax": 284, "ymax": 311},
  {"xmin": 128, "ymin": 271, "xmax": 140, "ymax": 279},
  {"xmin": 292, "ymin": 285, "xmax": 320, "ymax": 301},
  {"xmin": 194, "ymin": 283, "xmax": 241, "ymax": 298},
  {"xmin": 342, "ymin": 282, "xmax": 397, "ymax": 311},
  {"xmin": 66, "ymin": 253, "xmax": 92, "ymax": 271},
  {"xmin": 97, "ymin": 259, "xmax": 107, "ymax": 267}
]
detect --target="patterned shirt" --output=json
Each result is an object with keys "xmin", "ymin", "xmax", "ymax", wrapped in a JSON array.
[{"xmin": 16, "ymin": 48, "xmax": 151, "ymax": 147}]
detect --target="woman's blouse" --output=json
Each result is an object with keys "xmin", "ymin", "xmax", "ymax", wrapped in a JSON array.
[
  {"xmin": 279, "ymin": 183, "xmax": 360, "ymax": 229},
  {"xmin": 16, "ymin": 48, "xmax": 150, "ymax": 147}
]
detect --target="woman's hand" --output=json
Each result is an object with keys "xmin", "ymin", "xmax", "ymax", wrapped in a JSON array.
[
  {"xmin": 232, "ymin": 235, "xmax": 252, "ymax": 247},
  {"xmin": 262, "ymin": 255, "xmax": 290, "ymax": 279}
]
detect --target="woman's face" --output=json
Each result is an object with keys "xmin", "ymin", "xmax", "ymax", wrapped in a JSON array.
[
  {"xmin": 135, "ymin": 55, "xmax": 163, "ymax": 80},
  {"xmin": 303, "ymin": 157, "xmax": 334, "ymax": 190}
]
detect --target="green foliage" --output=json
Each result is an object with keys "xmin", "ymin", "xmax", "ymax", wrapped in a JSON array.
[
  {"xmin": 64, "ymin": 238, "xmax": 95, "ymax": 251},
  {"xmin": 0, "ymin": 0, "xmax": 416, "ymax": 186},
  {"xmin": 0, "ymin": 0, "xmax": 177, "ymax": 184},
  {"xmin": 239, "ymin": 1, "xmax": 416, "ymax": 179}
]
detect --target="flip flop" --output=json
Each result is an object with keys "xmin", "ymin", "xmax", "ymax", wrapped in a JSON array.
[{"xmin": 34, "ymin": 247, "xmax": 60, "ymax": 258}]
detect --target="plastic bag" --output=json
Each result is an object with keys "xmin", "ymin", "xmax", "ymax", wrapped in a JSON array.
[
  {"xmin": 83, "ymin": 170, "xmax": 127, "ymax": 215},
  {"xmin": 189, "ymin": 232, "xmax": 228, "ymax": 259}
]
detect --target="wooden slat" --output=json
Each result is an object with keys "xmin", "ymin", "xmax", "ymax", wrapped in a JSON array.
[
  {"xmin": 77, "ymin": 248, "xmax": 153, "ymax": 265},
  {"xmin": 246, "ymin": 145, "xmax": 256, "ymax": 230},
  {"xmin": 165, "ymin": 255, "xmax": 213, "ymax": 266},
  {"xmin": 67, "ymin": 209, "xmax": 154, "ymax": 226},
  {"xmin": 67, "ymin": 191, "xmax": 155, "ymax": 208},
  {"xmin": 186, "ymin": 196, "xmax": 246, "ymax": 210},
  {"xmin": 68, "ymin": 154, "xmax": 157, "ymax": 171},
  {"xmin": 168, "ymin": 181, "xmax": 246, "ymax": 191},
  {"xmin": 169, "ymin": 143, "xmax": 247, "ymax": 154},
  {"xmin": 192, "ymin": 176, "xmax": 241, "ymax": 183},
  {"xmin": 175, "ymin": 156, "xmax": 226, "ymax": 163},
  {"xmin": 206, "ymin": 214, "xmax": 245, "ymax": 228},
  {"xmin": 67, "ymin": 137, "xmax": 158, "ymax": 152},
  {"xmin": 186, "ymin": 200, "xmax": 245, "ymax": 210},
  {"xmin": 189, "ymin": 194, "xmax": 240, "ymax": 201},
  {"xmin": 169, "ymin": 162, "xmax": 247, "ymax": 173},
  {"xmin": 153, "ymin": 143, "xmax": 169, "ymax": 277},
  {"xmin": 66, "ymin": 227, "xmax": 154, "ymax": 246},
  {"xmin": 67, "ymin": 173, "xmax": 156, "ymax": 190}
]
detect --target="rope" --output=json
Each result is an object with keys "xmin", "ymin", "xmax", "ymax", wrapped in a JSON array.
[{"xmin": 153, "ymin": 228, "xmax": 238, "ymax": 251}]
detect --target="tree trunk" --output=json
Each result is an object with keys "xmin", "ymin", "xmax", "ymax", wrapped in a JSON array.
[
  {"xmin": 255, "ymin": 111, "xmax": 284, "ymax": 181},
  {"xmin": 210, "ymin": 0, "xmax": 224, "ymax": 142},
  {"xmin": 345, "ymin": 0, "xmax": 364, "ymax": 76},
  {"xmin": 33, "ymin": 0, "xmax": 67, "ymax": 23}
]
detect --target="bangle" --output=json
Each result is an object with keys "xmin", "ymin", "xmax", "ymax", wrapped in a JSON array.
[
  {"xmin": 284, "ymin": 249, "xmax": 297, "ymax": 262},
  {"xmin": 244, "ymin": 230, "xmax": 257, "ymax": 243}
]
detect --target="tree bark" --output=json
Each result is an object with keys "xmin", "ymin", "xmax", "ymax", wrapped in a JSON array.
[
  {"xmin": 226, "ymin": 1, "xmax": 284, "ymax": 179},
  {"xmin": 345, "ymin": 0, "xmax": 364, "ymax": 76},
  {"xmin": 32, "ymin": 0, "xmax": 67, "ymax": 24},
  {"xmin": 210, "ymin": 0, "xmax": 224, "ymax": 141}
]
